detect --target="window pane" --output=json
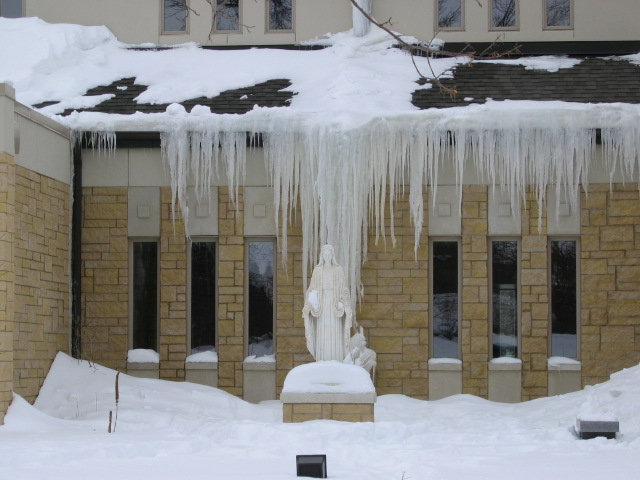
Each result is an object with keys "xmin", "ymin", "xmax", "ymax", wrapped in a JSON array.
[
  {"xmin": 191, "ymin": 242, "xmax": 216, "ymax": 353},
  {"xmin": 216, "ymin": 0, "xmax": 240, "ymax": 31},
  {"xmin": 163, "ymin": 0, "xmax": 187, "ymax": 32},
  {"xmin": 269, "ymin": 0, "xmax": 292, "ymax": 30},
  {"xmin": 133, "ymin": 242, "xmax": 158, "ymax": 350},
  {"xmin": 546, "ymin": 0, "xmax": 571, "ymax": 27},
  {"xmin": 492, "ymin": 0, "xmax": 517, "ymax": 28},
  {"xmin": 0, "ymin": 0, "xmax": 22, "ymax": 18},
  {"xmin": 550, "ymin": 240, "xmax": 577, "ymax": 357},
  {"xmin": 432, "ymin": 241, "xmax": 459, "ymax": 358},
  {"xmin": 248, "ymin": 241, "xmax": 274, "ymax": 356},
  {"xmin": 492, "ymin": 241, "xmax": 518, "ymax": 358},
  {"xmin": 438, "ymin": 0, "xmax": 462, "ymax": 29}
]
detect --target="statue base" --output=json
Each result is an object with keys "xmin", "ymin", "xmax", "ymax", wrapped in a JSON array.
[{"xmin": 280, "ymin": 361, "xmax": 376, "ymax": 423}]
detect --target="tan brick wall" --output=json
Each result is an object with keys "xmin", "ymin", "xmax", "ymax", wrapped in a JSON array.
[
  {"xmin": 159, "ymin": 187, "xmax": 187, "ymax": 381},
  {"xmin": 13, "ymin": 165, "xmax": 70, "ymax": 403},
  {"xmin": 461, "ymin": 185, "xmax": 489, "ymax": 398},
  {"xmin": 521, "ymin": 191, "xmax": 549, "ymax": 400},
  {"xmin": 360, "ymin": 191, "xmax": 429, "ymax": 398},
  {"xmin": 81, "ymin": 187, "xmax": 128, "ymax": 370},
  {"xmin": 217, "ymin": 187, "xmax": 245, "ymax": 396},
  {"xmin": 0, "ymin": 152, "xmax": 15, "ymax": 423},
  {"xmin": 283, "ymin": 403, "xmax": 374, "ymax": 422},
  {"xmin": 581, "ymin": 184, "xmax": 640, "ymax": 386}
]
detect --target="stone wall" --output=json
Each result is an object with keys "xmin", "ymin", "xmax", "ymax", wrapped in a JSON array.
[
  {"xmin": 581, "ymin": 184, "xmax": 640, "ymax": 386},
  {"xmin": 0, "ymin": 152, "xmax": 15, "ymax": 423},
  {"xmin": 81, "ymin": 187, "xmax": 128, "ymax": 370},
  {"xmin": 12, "ymin": 165, "xmax": 70, "ymax": 403}
]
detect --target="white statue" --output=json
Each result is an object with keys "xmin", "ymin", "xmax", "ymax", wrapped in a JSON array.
[
  {"xmin": 345, "ymin": 326, "xmax": 377, "ymax": 382},
  {"xmin": 303, "ymin": 245, "xmax": 353, "ymax": 361}
]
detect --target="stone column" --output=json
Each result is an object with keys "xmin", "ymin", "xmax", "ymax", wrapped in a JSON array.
[
  {"xmin": 217, "ymin": 187, "xmax": 245, "ymax": 396},
  {"xmin": 461, "ymin": 185, "xmax": 489, "ymax": 398}
]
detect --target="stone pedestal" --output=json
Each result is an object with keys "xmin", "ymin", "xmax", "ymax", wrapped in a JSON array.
[
  {"xmin": 185, "ymin": 361, "xmax": 218, "ymax": 387},
  {"xmin": 281, "ymin": 362, "xmax": 376, "ymax": 423},
  {"xmin": 126, "ymin": 362, "xmax": 160, "ymax": 379}
]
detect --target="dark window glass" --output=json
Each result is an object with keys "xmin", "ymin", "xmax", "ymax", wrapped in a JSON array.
[
  {"xmin": 191, "ymin": 242, "xmax": 216, "ymax": 353},
  {"xmin": 163, "ymin": 0, "xmax": 187, "ymax": 32},
  {"xmin": 432, "ymin": 241, "xmax": 459, "ymax": 358},
  {"xmin": 269, "ymin": 0, "xmax": 292, "ymax": 30},
  {"xmin": 133, "ymin": 242, "xmax": 158, "ymax": 350},
  {"xmin": 492, "ymin": 241, "xmax": 518, "ymax": 358},
  {"xmin": 0, "ymin": 0, "xmax": 22, "ymax": 18},
  {"xmin": 438, "ymin": 0, "xmax": 462, "ymax": 28},
  {"xmin": 492, "ymin": 0, "xmax": 517, "ymax": 28},
  {"xmin": 550, "ymin": 240, "xmax": 577, "ymax": 357},
  {"xmin": 546, "ymin": 0, "xmax": 571, "ymax": 27},
  {"xmin": 216, "ymin": 0, "xmax": 240, "ymax": 31},
  {"xmin": 248, "ymin": 241, "xmax": 275, "ymax": 356}
]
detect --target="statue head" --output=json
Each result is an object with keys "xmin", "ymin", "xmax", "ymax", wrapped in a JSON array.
[{"xmin": 318, "ymin": 244, "xmax": 339, "ymax": 266}]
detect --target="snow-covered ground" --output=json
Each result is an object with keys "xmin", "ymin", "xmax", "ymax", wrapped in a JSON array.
[{"xmin": 1, "ymin": 353, "xmax": 639, "ymax": 479}]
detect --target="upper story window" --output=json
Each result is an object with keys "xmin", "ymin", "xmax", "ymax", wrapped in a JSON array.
[
  {"xmin": 162, "ymin": 0, "xmax": 188, "ymax": 33},
  {"xmin": 437, "ymin": 0, "xmax": 463, "ymax": 30},
  {"xmin": 490, "ymin": 0, "xmax": 518, "ymax": 30},
  {"xmin": 0, "ymin": 0, "xmax": 22, "ymax": 18},
  {"xmin": 268, "ymin": 0, "xmax": 292, "ymax": 31},
  {"xmin": 215, "ymin": 0, "xmax": 240, "ymax": 32},
  {"xmin": 545, "ymin": 0, "xmax": 572, "ymax": 28}
]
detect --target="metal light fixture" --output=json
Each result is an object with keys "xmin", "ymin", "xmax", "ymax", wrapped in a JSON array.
[{"xmin": 296, "ymin": 454, "xmax": 327, "ymax": 478}]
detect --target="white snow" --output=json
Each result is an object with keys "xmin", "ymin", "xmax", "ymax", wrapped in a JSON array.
[
  {"xmin": 307, "ymin": 289, "xmax": 320, "ymax": 310},
  {"xmin": 282, "ymin": 361, "xmax": 375, "ymax": 394},
  {"xmin": 127, "ymin": 349, "xmax": 160, "ymax": 363},
  {"xmin": 185, "ymin": 350, "xmax": 218, "ymax": 363},
  {"xmin": 549, "ymin": 356, "xmax": 582, "ymax": 367},
  {"xmin": 490, "ymin": 356, "xmax": 522, "ymax": 365},
  {"xmin": 1, "ymin": 354, "xmax": 640, "ymax": 479},
  {"xmin": 244, "ymin": 354, "xmax": 276, "ymax": 363},
  {"xmin": 428, "ymin": 357, "xmax": 462, "ymax": 365}
]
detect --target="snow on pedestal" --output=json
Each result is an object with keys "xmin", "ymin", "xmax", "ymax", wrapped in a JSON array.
[
  {"xmin": 281, "ymin": 361, "xmax": 376, "ymax": 423},
  {"xmin": 126, "ymin": 349, "xmax": 160, "ymax": 379}
]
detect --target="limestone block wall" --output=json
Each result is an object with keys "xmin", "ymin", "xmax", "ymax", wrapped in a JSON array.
[
  {"xmin": 0, "ymin": 152, "xmax": 15, "ymax": 424},
  {"xmin": 580, "ymin": 184, "xmax": 640, "ymax": 385},
  {"xmin": 81, "ymin": 187, "xmax": 128, "ymax": 370},
  {"xmin": 12, "ymin": 166, "xmax": 70, "ymax": 402}
]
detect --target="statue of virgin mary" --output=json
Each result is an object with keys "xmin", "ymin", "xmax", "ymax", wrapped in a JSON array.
[{"xmin": 302, "ymin": 244, "xmax": 353, "ymax": 361}]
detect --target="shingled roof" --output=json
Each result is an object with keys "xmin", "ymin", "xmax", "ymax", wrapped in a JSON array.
[
  {"xmin": 413, "ymin": 58, "xmax": 640, "ymax": 109},
  {"xmin": 34, "ymin": 57, "xmax": 640, "ymax": 116}
]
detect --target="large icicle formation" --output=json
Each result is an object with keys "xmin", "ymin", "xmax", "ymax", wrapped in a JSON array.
[{"xmin": 158, "ymin": 117, "xmax": 640, "ymax": 312}]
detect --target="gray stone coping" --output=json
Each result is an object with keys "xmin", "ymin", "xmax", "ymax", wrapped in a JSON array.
[
  {"xmin": 243, "ymin": 361, "xmax": 276, "ymax": 371},
  {"xmin": 184, "ymin": 362, "xmax": 218, "ymax": 370},
  {"xmin": 0, "ymin": 83, "xmax": 15, "ymax": 99},
  {"xmin": 428, "ymin": 360, "xmax": 463, "ymax": 371},
  {"xmin": 548, "ymin": 360, "xmax": 582, "ymax": 371},
  {"xmin": 280, "ymin": 391, "xmax": 376, "ymax": 404},
  {"xmin": 126, "ymin": 362, "xmax": 159, "ymax": 371}
]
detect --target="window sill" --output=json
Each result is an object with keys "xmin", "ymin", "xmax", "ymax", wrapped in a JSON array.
[
  {"xmin": 428, "ymin": 358, "xmax": 462, "ymax": 371},
  {"xmin": 243, "ymin": 360, "xmax": 276, "ymax": 371},
  {"xmin": 185, "ymin": 361, "xmax": 218, "ymax": 370},
  {"xmin": 548, "ymin": 357, "xmax": 581, "ymax": 371},
  {"xmin": 489, "ymin": 358, "xmax": 522, "ymax": 371}
]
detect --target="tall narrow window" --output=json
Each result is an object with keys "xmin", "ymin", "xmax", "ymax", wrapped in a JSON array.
[
  {"xmin": 0, "ymin": 0, "xmax": 22, "ymax": 17},
  {"xmin": 492, "ymin": 240, "xmax": 518, "ymax": 358},
  {"xmin": 545, "ymin": 0, "xmax": 571, "ymax": 28},
  {"xmin": 215, "ymin": 0, "xmax": 240, "ymax": 31},
  {"xmin": 132, "ymin": 242, "xmax": 158, "ymax": 350},
  {"xmin": 491, "ymin": 0, "xmax": 517, "ymax": 29},
  {"xmin": 268, "ymin": 0, "xmax": 292, "ymax": 31},
  {"xmin": 247, "ymin": 240, "xmax": 275, "ymax": 357},
  {"xmin": 191, "ymin": 241, "xmax": 216, "ymax": 354},
  {"xmin": 437, "ymin": 0, "xmax": 462, "ymax": 29},
  {"xmin": 431, "ymin": 241, "xmax": 460, "ymax": 358},
  {"xmin": 550, "ymin": 240, "xmax": 577, "ymax": 358},
  {"xmin": 163, "ymin": 0, "xmax": 188, "ymax": 32}
]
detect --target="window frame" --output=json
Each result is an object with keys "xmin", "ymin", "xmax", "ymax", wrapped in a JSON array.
[
  {"xmin": 543, "ymin": 0, "xmax": 573, "ymax": 30},
  {"xmin": 489, "ymin": 0, "xmax": 519, "ymax": 31},
  {"xmin": 129, "ymin": 239, "xmax": 160, "ymax": 351},
  {"xmin": 266, "ymin": 0, "xmax": 294, "ymax": 33},
  {"xmin": 187, "ymin": 237, "xmax": 219, "ymax": 355},
  {"xmin": 245, "ymin": 237, "xmax": 276, "ymax": 358},
  {"xmin": 435, "ymin": 0, "xmax": 465, "ymax": 32},
  {"xmin": 489, "ymin": 238, "xmax": 521, "ymax": 359},
  {"xmin": 161, "ymin": 0, "xmax": 190, "ymax": 35},
  {"xmin": 429, "ymin": 238, "xmax": 462, "ymax": 359},
  {"xmin": 214, "ymin": 0, "xmax": 242, "ymax": 34},
  {"xmin": 548, "ymin": 237, "xmax": 580, "ymax": 359}
]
